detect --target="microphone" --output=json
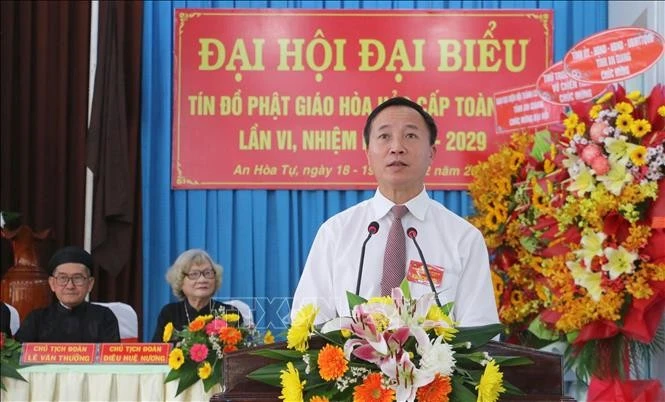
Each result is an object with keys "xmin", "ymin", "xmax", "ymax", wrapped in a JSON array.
[
  {"xmin": 406, "ymin": 227, "xmax": 442, "ymax": 307},
  {"xmin": 355, "ymin": 221, "xmax": 380, "ymax": 294}
]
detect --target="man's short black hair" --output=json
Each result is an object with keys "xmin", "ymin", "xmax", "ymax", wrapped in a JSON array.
[{"xmin": 363, "ymin": 96, "xmax": 438, "ymax": 146}]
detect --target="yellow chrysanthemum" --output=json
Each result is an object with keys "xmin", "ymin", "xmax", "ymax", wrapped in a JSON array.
[
  {"xmin": 287, "ymin": 304, "xmax": 318, "ymax": 352},
  {"xmin": 629, "ymin": 146, "xmax": 647, "ymax": 166},
  {"xmin": 575, "ymin": 122, "xmax": 586, "ymax": 135},
  {"xmin": 630, "ymin": 119, "xmax": 651, "ymax": 138},
  {"xmin": 615, "ymin": 113, "xmax": 634, "ymax": 133},
  {"xmin": 198, "ymin": 361, "xmax": 212, "ymax": 379},
  {"xmin": 658, "ymin": 105, "xmax": 665, "ymax": 117},
  {"xmin": 595, "ymin": 91, "xmax": 613, "ymax": 104},
  {"xmin": 426, "ymin": 305, "xmax": 459, "ymax": 341},
  {"xmin": 263, "ymin": 330, "xmax": 275, "ymax": 344},
  {"xmin": 168, "ymin": 348, "xmax": 185, "ymax": 370},
  {"xmin": 162, "ymin": 322, "xmax": 174, "ymax": 343},
  {"xmin": 626, "ymin": 90, "xmax": 642, "ymax": 102},
  {"xmin": 221, "ymin": 313, "xmax": 241, "ymax": 323},
  {"xmin": 476, "ymin": 360, "xmax": 506, "ymax": 402},
  {"xmin": 589, "ymin": 104, "xmax": 602, "ymax": 119},
  {"xmin": 279, "ymin": 362, "xmax": 305, "ymax": 402},
  {"xmin": 614, "ymin": 101, "xmax": 634, "ymax": 115},
  {"xmin": 563, "ymin": 113, "xmax": 579, "ymax": 129}
]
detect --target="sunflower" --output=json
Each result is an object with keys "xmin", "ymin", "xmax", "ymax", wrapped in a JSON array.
[
  {"xmin": 353, "ymin": 372, "xmax": 394, "ymax": 402},
  {"xmin": 614, "ymin": 101, "xmax": 634, "ymax": 115},
  {"xmin": 415, "ymin": 374, "xmax": 452, "ymax": 402},
  {"xmin": 630, "ymin": 119, "xmax": 651, "ymax": 138},
  {"xmin": 317, "ymin": 344, "xmax": 349, "ymax": 381},
  {"xmin": 162, "ymin": 322, "xmax": 174, "ymax": 343},
  {"xmin": 629, "ymin": 146, "xmax": 647, "ymax": 166},
  {"xmin": 197, "ymin": 361, "xmax": 212, "ymax": 379},
  {"xmin": 168, "ymin": 348, "xmax": 185, "ymax": 370},
  {"xmin": 476, "ymin": 360, "xmax": 506, "ymax": 402},
  {"xmin": 615, "ymin": 113, "xmax": 634, "ymax": 133},
  {"xmin": 279, "ymin": 362, "xmax": 305, "ymax": 402}
]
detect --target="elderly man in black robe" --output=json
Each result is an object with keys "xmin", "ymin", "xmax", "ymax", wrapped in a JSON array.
[{"xmin": 15, "ymin": 246, "xmax": 120, "ymax": 343}]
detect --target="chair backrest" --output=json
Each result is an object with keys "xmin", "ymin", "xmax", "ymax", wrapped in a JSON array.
[
  {"xmin": 5, "ymin": 303, "xmax": 20, "ymax": 335},
  {"xmin": 225, "ymin": 299, "xmax": 254, "ymax": 326},
  {"xmin": 92, "ymin": 302, "xmax": 138, "ymax": 343}
]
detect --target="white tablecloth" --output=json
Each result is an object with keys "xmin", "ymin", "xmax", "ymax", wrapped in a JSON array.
[{"xmin": 1, "ymin": 364, "xmax": 221, "ymax": 402}]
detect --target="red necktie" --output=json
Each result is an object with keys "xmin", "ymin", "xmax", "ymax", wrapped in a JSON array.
[{"xmin": 381, "ymin": 205, "xmax": 408, "ymax": 295}]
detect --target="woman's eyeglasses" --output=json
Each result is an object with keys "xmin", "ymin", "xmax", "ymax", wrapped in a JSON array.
[{"xmin": 184, "ymin": 269, "xmax": 215, "ymax": 280}]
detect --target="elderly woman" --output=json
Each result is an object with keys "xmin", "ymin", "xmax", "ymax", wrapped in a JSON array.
[{"xmin": 152, "ymin": 249, "xmax": 242, "ymax": 342}]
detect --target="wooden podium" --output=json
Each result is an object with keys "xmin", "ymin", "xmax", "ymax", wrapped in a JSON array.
[{"xmin": 211, "ymin": 339, "xmax": 575, "ymax": 402}]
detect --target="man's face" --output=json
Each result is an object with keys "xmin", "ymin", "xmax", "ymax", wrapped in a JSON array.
[
  {"xmin": 366, "ymin": 105, "xmax": 436, "ymax": 198},
  {"xmin": 48, "ymin": 263, "xmax": 94, "ymax": 308}
]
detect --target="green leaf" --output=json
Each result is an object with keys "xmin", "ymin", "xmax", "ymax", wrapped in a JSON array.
[
  {"xmin": 174, "ymin": 362, "xmax": 200, "ymax": 397},
  {"xmin": 491, "ymin": 356, "xmax": 533, "ymax": 366},
  {"xmin": 527, "ymin": 315, "xmax": 560, "ymax": 341},
  {"xmin": 453, "ymin": 324, "xmax": 502, "ymax": 348},
  {"xmin": 450, "ymin": 375, "xmax": 477, "ymax": 402},
  {"xmin": 164, "ymin": 368, "xmax": 180, "ymax": 383},
  {"xmin": 531, "ymin": 129, "xmax": 552, "ymax": 162},
  {"xmin": 441, "ymin": 301, "xmax": 454, "ymax": 315},
  {"xmin": 247, "ymin": 362, "xmax": 289, "ymax": 387},
  {"xmin": 400, "ymin": 278, "xmax": 411, "ymax": 299},
  {"xmin": 250, "ymin": 349, "xmax": 303, "ymax": 361},
  {"xmin": 202, "ymin": 359, "xmax": 222, "ymax": 392},
  {"xmin": 346, "ymin": 291, "xmax": 367, "ymax": 311},
  {"xmin": 503, "ymin": 379, "xmax": 526, "ymax": 395},
  {"xmin": 0, "ymin": 364, "xmax": 26, "ymax": 382}
]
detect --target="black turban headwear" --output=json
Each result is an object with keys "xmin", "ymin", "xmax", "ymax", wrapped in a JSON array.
[{"xmin": 47, "ymin": 246, "xmax": 94, "ymax": 276}]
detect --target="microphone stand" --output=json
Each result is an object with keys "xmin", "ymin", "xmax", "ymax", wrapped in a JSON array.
[
  {"xmin": 408, "ymin": 228, "xmax": 442, "ymax": 307},
  {"xmin": 356, "ymin": 223, "xmax": 378, "ymax": 295}
]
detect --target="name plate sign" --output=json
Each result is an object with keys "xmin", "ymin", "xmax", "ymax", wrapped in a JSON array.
[
  {"xmin": 99, "ymin": 343, "xmax": 171, "ymax": 364},
  {"xmin": 21, "ymin": 343, "xmax": 96, "ymax": 364}
]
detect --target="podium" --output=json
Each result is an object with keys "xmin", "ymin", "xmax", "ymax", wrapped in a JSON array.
[{"xmin": 211, "ymin": 339, "xmax": 575, "ymax": 402}]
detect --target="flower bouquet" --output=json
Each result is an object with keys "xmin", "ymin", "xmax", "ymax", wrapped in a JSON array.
[
  {"xmin": 469, "ymin": 84, "xmax": 665, "ymax": 397},
  {"xmin": 1, "ymin": 331, "xmax": 26, "ymax": 391},
  {"xmin": 246, "ymin": 283, "xmax": 531, "ymax": 402},
  {"xmin": 164, "ymin": 306, "xmax": 273, "ymax": 396}
]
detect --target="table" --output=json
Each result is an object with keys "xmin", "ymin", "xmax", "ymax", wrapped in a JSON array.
[{"xmin": 1, "ymin": 364, "xmax": 221, "ymax": 401}]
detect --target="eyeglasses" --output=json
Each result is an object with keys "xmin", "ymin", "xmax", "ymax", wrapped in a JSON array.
[
  {"xmin": 184, "ymin": 269, "xmax": 215, "ymax": 280},
  {"xmin": 52, "ymin": 274, "xmax": 90, "ymax": 287}
]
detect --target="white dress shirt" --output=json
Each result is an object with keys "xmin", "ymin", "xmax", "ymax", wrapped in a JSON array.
[{"xmin": 291, "ymin": 188, "xmax": 499, "ymax": 327}]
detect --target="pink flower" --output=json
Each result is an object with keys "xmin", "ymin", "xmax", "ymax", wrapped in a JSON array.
[
  {"xmin": 589, "ymin": 121, "xmax": 609, "ymax": 142},
  {"xmin": 581, "ymin": 144, "xmax": 602, "ymax": 164},
  {"xmin": 590, "ymin": 155, "xmax": 610, "ymax": 175},
  {"xmin": 189, "ymin": 343, "xmax": 209, "ymax": 363},
  {"xmin": 205, "ymin": 318, "xmax": 228, "ymax": 335}
]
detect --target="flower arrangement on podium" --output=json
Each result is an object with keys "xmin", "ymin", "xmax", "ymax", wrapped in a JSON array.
[
  {"xmin": 0, "ymin": 331, "xmax": 26, "ymax": 391},
  {"xmin": 247, "ymin": 284, "xmax": 531, "ymax": 402},
  {"xmin": 164, "ymin": 306, "xmax": 274, "ymax": 396},
  {"xmin": 469, "ymin": 84, "xmax": 665, "ymax": 396}
]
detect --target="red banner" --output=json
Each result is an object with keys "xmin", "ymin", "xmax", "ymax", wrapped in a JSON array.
[
  {"xmin": 98, "ymin": 343, "xmax": 171, "ymax": 364},
  {"xmin": 21, "ymin": 343, "xmax": 96, "ymax": 365},
  {"xmin": 494, "ymin": 85, "xmax": 565, "ymax": 133},
  {"xmin": 536, "ymin": 61, "xmax": 609, "ymax": 105},
  {"xmin": 564, "ymin": 27, "xmax": 665, "ymax": 84},
  {"xmin": 173, "ymin": 9, "xmax": 552, "ymax": 189}
]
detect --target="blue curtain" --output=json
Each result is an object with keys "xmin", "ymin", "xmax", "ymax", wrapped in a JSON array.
[{"xmin": 141, "ymin": 0, "xmax": 607, "ymax": 340}]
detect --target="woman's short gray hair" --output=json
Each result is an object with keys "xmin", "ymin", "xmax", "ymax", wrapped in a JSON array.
[{"xmin": 165, "ymin": 249, "xmax": 223, "ymax": 299}]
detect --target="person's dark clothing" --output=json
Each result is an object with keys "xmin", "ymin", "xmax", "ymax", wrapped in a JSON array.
[
  {"xmin": 15, "ymin": 301, "xmax": 120, "ymax": 343},
  {"xmin": 0, "ymin": 302, "xmax": 11, "ymax": 336},
  {"xmin": 152, "ymin": 299, "xmax": 243, "ymax": 342}
]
